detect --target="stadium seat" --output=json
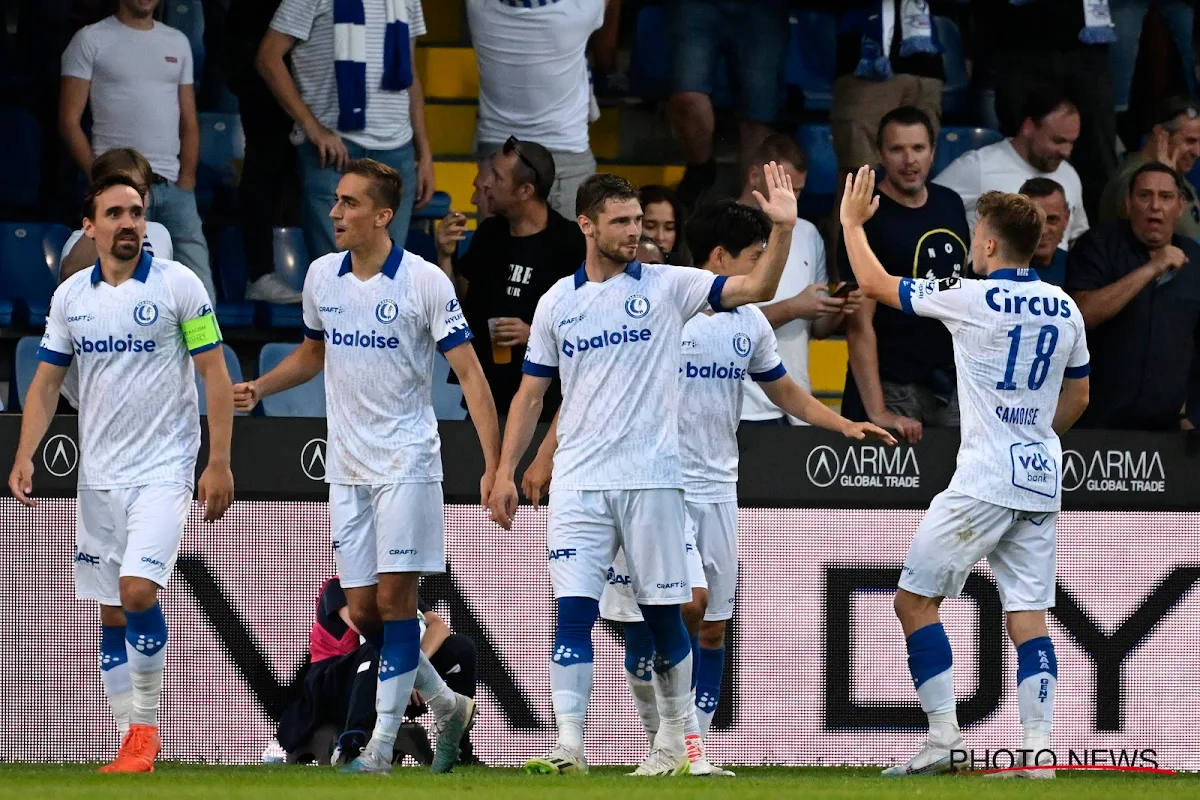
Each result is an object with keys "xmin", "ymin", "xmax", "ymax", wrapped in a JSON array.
[
  {"xmin": 0, "ymin": 107, "xmax": 41, "ymax": 209},
  {"xmin": 934, "ymin": 126, "xmax": 1004, "ymax": 179},
  {"xmin": 794, "ymin": 124, "xmax": 837, "ymax": 219},
  {"xmin": 0, "ymin": 222, "xmax": 72, "ymax": 326},
  {"xmin": 432, "ymin": 352, "xmax": 466, "ymax": 420},
  {"xmin": 259, "ymin": 343, "xmax": 327, "ymax": 417},
  {"xmin": 935, "ymin": 16, "xmax": 968, "ymax": 117},
  {"xmin": 786, "ymin": 11, "xmax": 836, "ymax": 111},
  {"xmin": 164, "ymin": 1, "xmax": 206, "ymax": 87},
  {"xmin": 272, "ymin": 227, "xmax": 309, "ymax": 293},
  {"xmin": 197, "ymin": 112, "xmax": 244, "ymax": 214},
  {"xmin": 213, "ymin": 226, "xmax": 256, "ymax": 326},
  {"xmin": 407, "ymin": 228, "xmax": 438, "ymax": 264},
  {"xmin": 412, "ymin": 191, "xmax": 451, "ymax": 223},
  {"xmin": 13, "ymin": 336, "xmax": 39, "ymax": 410},
  {"xmin": 457, "ymin": 228, "xmax": 475, "ymax": 259},
  {"xmin": 195, "ymin": 343, "xmax": 244, "ymax": 416},
  {"xmin": 0, "ymin": 298, "xmax": 12, "ymax": 327}
]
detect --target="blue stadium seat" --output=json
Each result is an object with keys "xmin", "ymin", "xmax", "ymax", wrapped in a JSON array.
[
  {"xmin": 195, "ymin": 343, "xmax": 244, "ymax": 415},
  {"xmin": 407, "ymin": 228, "xmax": 437, "ymax": 264},
  {"xmin": 632, "ymin": 6, "xmax": 670, "ymax": 99},
  {"xmin": 0, "ymin": 222, "xmax": 72, "ymax": 326},
  {"xmin": 197, "ymin": 112, "xmax": 244, "ymax": 214},
  {"xmin": 0, "ymin": 107, "xmax": 41, "ymax": 208},
  {"xmin": 213, "ymin": 226, "xmax": 256, "ymax": 326},
  {"xmin": 934, "ymin": 126, "xmax": 1005, "ymax": 178},
  {"xmin": 432, "ymin": 353, "xmax": 466, "ymax": 420},
  {"xmin": 786, "ymin": 11, "xmax": 836, "ymax": 111},
  {"xmin": 412, "ymin": 191, "xmax": 452, "ymax": 223},
  {"xmin": 163, "ymin": 1, "xmax": 205, "ymax": 87},
  {"xmin": 13, "ymin": 336, "xmax": 40, "ymax": 410},
  {"xmin": 457, "ymin": 229, "xmax": 475, "ymax": 260},
  {"xmin": 272, "ymin": 227, "xmax": 309, "ymax": 292},
  {"xmin": 259, "ymin": 343, "xmax": 326, "ymax": 417},
  {"xmin": 935, "ymin": 16, "xmax": 968, "ymax": 117},
  {"xmin": 0, "ymin": 299, "xmax": 12, "ymax": 327},
  {"xmin": 794, "ymin": 124, "xmax": 837, "ymax": 219}
]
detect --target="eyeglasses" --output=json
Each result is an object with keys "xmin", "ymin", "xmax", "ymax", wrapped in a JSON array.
[{"xmin": 503, "ymin": 135, "xmax": 541, "ymax": 189}]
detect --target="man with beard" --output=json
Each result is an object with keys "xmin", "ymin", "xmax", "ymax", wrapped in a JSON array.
[
  {"xmin": 841, "ymin": 106, "xmax": 970, "ymax": 443},
  {"xmin": 935, "ymin": 84, "xmax": 1088, "ymax": 250}
]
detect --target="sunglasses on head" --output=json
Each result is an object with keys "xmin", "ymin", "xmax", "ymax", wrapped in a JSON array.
[{"xmin": 503, "ymin": 136, "xmax": 541, "ymax": 189}]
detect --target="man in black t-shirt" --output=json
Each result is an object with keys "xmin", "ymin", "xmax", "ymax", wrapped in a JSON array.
[
  {"xmin": 437, "ymin": 137, "xmax": 585, "ymax": 418},
  {"xmin": 839, "ymin": 107, "xmax": 970, "ymax": 443}
]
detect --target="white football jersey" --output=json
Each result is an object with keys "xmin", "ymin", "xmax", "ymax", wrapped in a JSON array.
[
  {"xmin": 524, "ymin": 260, "xmax": 727, "ymax": 490},
  {"xmin": 302, "ymin": 246, "xmax": 472, "ymax": 485},
  {"xmin": 38, "ymin": 254, "xmax": 218, "ymax": 489},
  {"xmin": 680, "ymin": 306, "xmax": 784, "ymax": 501},
  {"xmin": 901, "ymin": 269, "xmax": 1090, "ymax": 511}
]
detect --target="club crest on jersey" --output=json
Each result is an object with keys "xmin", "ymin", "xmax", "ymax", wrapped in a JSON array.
[
  {"xmin": 732, "ymin": 332, "xmax": 752, "ymax": 357},
  {"xmin": 375, "ymin": 298, "xmax": 399, "ymax": 324},
  {"xmin": 625, "ymin": 294, "xmax": 650, "ymax": 319},
  {"xmin": 133, "ymin": 300, "xmax": 158, "ymax": 326}
]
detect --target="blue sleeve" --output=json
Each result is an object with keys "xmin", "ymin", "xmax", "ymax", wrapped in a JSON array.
[
  {"xmin": 522, "ymin": 359, "xmax": 559, "ymax": 378},
  {"xmin": 898, "ymin": 278, "xmax": 915, "ymax": 315},
  {"xmin": 1063, "ymin": 364, "xmax": 1090, "ymax": 379},
  {"xmin": 708, "ymin": 275, "xmax": 730, "ymax": 313},
  {"xmin": 750, "ymin": 363, "xmax": 787, "ymax": 382}
]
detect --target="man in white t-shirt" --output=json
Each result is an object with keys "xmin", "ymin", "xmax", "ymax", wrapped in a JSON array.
[
  {"xmin": 735, "ymin": 134, "xmax": 861, "ymax": 425},
  {"xmin": 257, "ymin": 0, "xmax": 434, "ymax": 260},
  {"xmin": 59, "ymin": 0, "xmax": 216, "ymax": 303},
  {"xmin": 934, "ymin": 85, "xmax": 1089, "ymax": 250},
  {"xmin": 466, "ymin": 0, "xmax": 616, "ymax": 218}
]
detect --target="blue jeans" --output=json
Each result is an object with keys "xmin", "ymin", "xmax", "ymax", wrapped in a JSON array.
[
  {"xmin": 1110, "ymin": 0, "xmax": 1196, "ymax": 111},
  {"xmin": 299, "ymin": 139, "xmax": 417, "ymax": 259},
  {"xmin": 148, "ymin": 182, "xmax": 216, "ymax": 302}
]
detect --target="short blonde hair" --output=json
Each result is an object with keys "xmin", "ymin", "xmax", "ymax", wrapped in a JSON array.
[{"xmin": 977, "ymin": 191, "xmax": 1046, "ymax": 264}]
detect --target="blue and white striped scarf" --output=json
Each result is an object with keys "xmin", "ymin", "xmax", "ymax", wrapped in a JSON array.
[
  {"xmin": 1009, "ymin": 0, "xmax": 1115, "ymax": 44},
  {"xmin": 333, "ymin": 0, "xmax": 412, "ymax": 133},
  {"xmin": 849, "ymin": 1, "xmax": 940, "ymax": 81}
]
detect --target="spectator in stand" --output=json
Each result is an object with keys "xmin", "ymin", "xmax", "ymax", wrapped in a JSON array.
[
  {"xmin": 1100, "ymin": 96, "xmax": 1200, "ymax": 240},
  {"xmin": 1109, "ymin": 1, "xmax": 1196, "ymax": 149},
  {"xmin": 972, "ymin": 0, "xmax": 1117, "ymax": 220},
  {"xmin": 639, "ymin": 184, "xmax": 688, "ymax": 265},
  {"xmin": 465, "ymin": 0, "xmax": 618, "ymax": 219},
  {"xmin": 667, "ymin": 0, "xmax": 791, "ymax": 206},
  {"xmin": 226, "ymin": 0, "xmax": 303, "ymax": 304},
  {"xmin": 636, "ymin": 235, "xmax": 667, "ymax": 265},
  {"xmin": 935, "ymin": 84, "xmax": 1089, "ymax": 250},
  {"xmin": 435, "ymin": 138, "xmax": 584, "ymax": 419},
  {"xmin": 1020, "ymin": 178, "xmax": 1071, "ymax": 287},
  {"xmin": 1066, "ymin": 162, "xmax": 1200, "ymax": 430},
  {"xmin": 841, "ymin": 106, "xmax": 968, "ymax": 443},
  {"xmin": 257, "ymin": 0, "xmax": 434, "ymax": 260},
  {"xmin": 733, "ymin": 134, "xmax": 859, "ymax": 426},
  {"xmin": 60, "ymin": 0, "xmax": 217, "ymax": 302}
]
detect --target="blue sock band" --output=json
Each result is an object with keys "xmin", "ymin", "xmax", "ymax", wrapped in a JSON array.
[
  {"xmin": 100, "ymin": 624, "xmax": 128, "ymax": 670},
  {"xmin": 906, "ymin": 622, "xmax": 953, "ymax": 690},
  {"xmin": 1016, "ymin": 636, "xmax": 1058, "ymax": 683},
  {"xmin": 623, "ymin": 621, "xmax": 655, "ymax": 680},
  {"xmin": 638, "ymin": 604, "xmax": 690, "ymax": 673},
  {"xmin": 696, "ymin": 646, "xmax": 724, "ymax": 714},
  {"xmin": 690, "ymin": 635, "xmax": 700, "ymax": 689},
  {"xmin": 379, "ymin": 618, "xmax": 421, "ymax": 681},
  {"xmin": 554, "ymin": 596, "xmax": 598, "ymax": 666},
  {"xmin": 124, "ymin": 604, "xmax": 167, "ymax": 658}
]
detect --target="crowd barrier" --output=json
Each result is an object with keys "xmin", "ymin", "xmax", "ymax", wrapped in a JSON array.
[{"xmin": 1, "ymin": 418, "xmax": 1197, "ymax": 768}]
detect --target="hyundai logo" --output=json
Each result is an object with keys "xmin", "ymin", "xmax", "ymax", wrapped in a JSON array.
[
  {"xmin": 42, "ymin": 434, "xmax": 79, "ymax": 477},
  {"xmin": 300, "ymin": 438, "xmax": 327, "ymax": 481},
  {"xmin": 805, "ymin": 445, "xmax": 839, "ymax": 488},
  {"xmin": 1061, "ymin": 449, "xmax": 1086, "ymax": 492}
]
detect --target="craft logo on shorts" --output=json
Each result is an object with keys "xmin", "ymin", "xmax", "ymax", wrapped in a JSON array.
[
  {"xmin": 624, "ymin": 294, "xmax": 650, "ymax": 319},
  {"xmin": 133, "ymin": 300, "xmax": 159, "ymax": 326},
  {"xmin": 300, "ymin": 438, "xmax": 327, "ymax": 481},
  {"xmin": 1061, "ymin": 449, "xmax": 1165, "ymax": 493},
  {"xmin": 375, "ymin": 299, "xmax": 399, "ymax": 325},
  {"xmin": 732, "ymin": 333, "xmax": 752, "ymax": 357},
  {"xmin": 42, "ymin": 434, "xmax": 78, "ymax": 477},
  {"xmin": 805, "ymin": 444, "xmax": 920, "ymax": 489}
]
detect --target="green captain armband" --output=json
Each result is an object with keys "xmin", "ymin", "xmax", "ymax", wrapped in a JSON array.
[{"xmin": 182, "ymin": 312, "xmax": 222, "ymax": 354}]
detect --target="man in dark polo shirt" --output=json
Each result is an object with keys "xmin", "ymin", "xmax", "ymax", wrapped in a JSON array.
[
  {"xmin": 840, "ymin": 106, "xmax": 969, "ymax": 444},
  {"xmin": 437, "ymin": 137, "xmax": 584, "ymax": 419},
  {"xmin": 1066, "ymin": 162, "xmax": 1200, "ymax": 430},
  {"xmin": 1020, "ymin": 177, "xmax": 1070, "ymax": 287}
]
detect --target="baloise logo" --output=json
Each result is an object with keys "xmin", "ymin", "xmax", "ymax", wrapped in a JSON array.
[
  {"xmin": 805, "ymin": 444, "xmax": 920, "ymax": 489},
  {"xmin": 562, "ymin": 325, "xmax": 651, "ymax": 358}
]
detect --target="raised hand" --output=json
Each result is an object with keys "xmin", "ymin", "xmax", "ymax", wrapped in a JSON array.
[
  {"xmin": 839, "ymin": 165, "xmax": 880, "ymax": 229},
  {"xmin": 752, "ymin": 160, "xmax": 798, "ymax": 227}
]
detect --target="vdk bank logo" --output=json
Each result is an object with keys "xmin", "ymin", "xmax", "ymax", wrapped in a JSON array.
[
  {"xmin": 300, "ymin": 438, "xmax": 327, "ymax": 481},
  {"xmin": 1061, "ymin": 449, "xmax": 1165, "ymax": 493},
  {"xmin": 42, "ymin": 434, "xmax": 79, "ymax": 477},
  {"xmin": 805, "ymin": 444, "xmax": 920, "ymax": 489}
]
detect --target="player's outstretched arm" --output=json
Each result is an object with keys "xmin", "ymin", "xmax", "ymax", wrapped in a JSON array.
[
  {"xmin": 8, "ymin": 362, "xmax": 68, "ymax": 507},
  {"xmin": 718, "ymin": 161, "xmax": 797, "ymax": 309},
  {"xmin": 759, "ymin": 375, "xmax": 897, "ymax": 445},
  {"xmin": 1052, "ymin": 377, "xmax": 1090, "ymax": 435},
  {"xmin": 444, "ymin": 341, "xmax": 502, "ymax": 507},
  {"xmin": 489, "ymin": 375, "xmax": 552, "ymax": 530},
  {"xmin": 193, "ymin": 347, "xmax": 235, "ymax": 522},
  {"xmin": 233, "ymin": 338, "xmax": 325, "ymax": 413},
  {"xmin": 840, "ymin": 166, "xmax": 903, "ymax": 310},
  {"xmin": 522, "ymin": 408, "xmax": 559, "ymax": 509}
]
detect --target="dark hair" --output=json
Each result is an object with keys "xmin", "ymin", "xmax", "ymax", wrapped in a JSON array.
[
  {"xmin": 91, "ymin": 148, "xmax": 153, "ymax": 187},
  {"xmin": 1155, "ymin": 95, "xmax": 1200, "ymax": 132},
  {"xmin": 1128, "ymin": 161, "xmax": 1184, "ymax": 196},
  {"xmin": 977, "ymin": 191, "xmax": 1046, "ymax": 264},
  {"xmin": 1019, "ymin": 177, "xmax": 1066, "ymax": 201},
  {"xmin": 1021, "ymin": 84, "xmax": 1078, "ymax": 127},
  {"xmin": 748, "ymin": 133, "xmax": 808, "ymax": 174},
  {"xmin": 638, "ymin": 184, "xmax": 690, "ymax": 261},
  {"xmin": 344, "ymin": 158, "xmax": 402, "ymax": 213},
  {"xmin": 637, "ymin": 235, "xmax": 666, "ymax": 264},
  {"xmin": 685, "ymin": 199, "xmax": 772, "ymax": 267},
  {"xmin": 502, "ymin": 137, "xmax": 556, "ymax": 202},
  {"xmin": 876, "ymin": 105, "xmax": 935, "ymax": 150},
  {"xmin": 83, "ymin": 174, "xmax": 146, "ymax": 220},
  {"xmin": 576, "ymin": 173, "xmax": 639, "ymax": 220}
]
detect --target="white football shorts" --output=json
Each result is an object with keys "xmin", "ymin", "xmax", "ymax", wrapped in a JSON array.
[{"xmin": 329, "ymin": 482, "xmax": 446, "ymax": 588}]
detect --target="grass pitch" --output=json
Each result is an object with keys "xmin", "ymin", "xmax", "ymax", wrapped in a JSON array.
[{"xmin": 0, "ymin": 764, "xmax": 1196, "ymax": 799}]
